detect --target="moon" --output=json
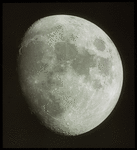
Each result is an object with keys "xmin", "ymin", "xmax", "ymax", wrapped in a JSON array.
[{"xmin": 18, "ymin": 15, "xmax": 123, "ymax": 136}]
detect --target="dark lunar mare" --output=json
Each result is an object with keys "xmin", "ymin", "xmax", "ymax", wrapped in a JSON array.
[
  {"xmin": 54, "ymin": 41, "xmax": 97, "ymax": 82},
  {"xmin": 93, "ymin": 38, "xmax": 106, "ymax": 51}
]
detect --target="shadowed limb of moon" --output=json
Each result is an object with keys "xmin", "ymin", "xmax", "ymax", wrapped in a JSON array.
[{"xmin": 18, "ymin": 15, "xmax": 123, "ymax": 136}]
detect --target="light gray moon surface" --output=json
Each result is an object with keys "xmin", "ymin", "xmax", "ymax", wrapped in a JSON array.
[{"xmin": 18, "ymin": 15, "xmax": 123, "ymax": 136}]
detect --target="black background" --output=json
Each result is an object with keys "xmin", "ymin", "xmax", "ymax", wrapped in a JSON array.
[{"xmin": 3, "ymin": 2, "xmax": 134, "ymax": 148}]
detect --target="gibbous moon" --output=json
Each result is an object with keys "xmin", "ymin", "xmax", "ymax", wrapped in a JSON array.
[{"xmin": 18, "ymin": 15, "xmax": 123, "ymax": 136}]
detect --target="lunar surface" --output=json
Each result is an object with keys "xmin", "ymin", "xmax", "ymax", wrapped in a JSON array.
[{"xmin": 18, "ymin": 15, "xmax": 123, "ymax": 136}]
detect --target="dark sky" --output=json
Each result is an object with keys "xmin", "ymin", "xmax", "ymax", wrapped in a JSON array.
[{"xmin": 3, "ymin": 3, "xmax": 134, "ymax": 148}]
